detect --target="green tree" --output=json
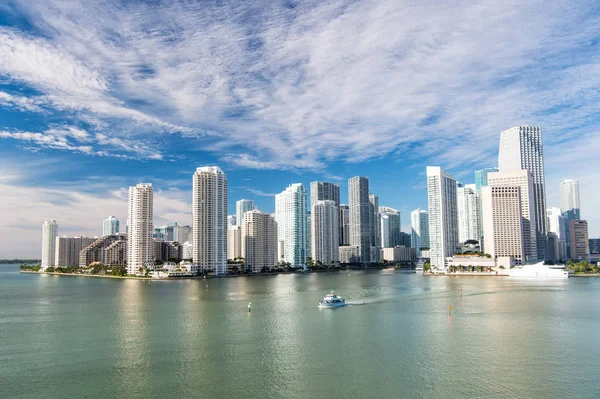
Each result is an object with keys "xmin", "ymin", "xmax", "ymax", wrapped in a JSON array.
[{"xmin": 423, "ymin": 262, "xmax": 431, "ymax": 273}]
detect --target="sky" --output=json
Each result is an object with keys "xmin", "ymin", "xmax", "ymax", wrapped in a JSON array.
[{"xmin": 0, "ymin": 0, "xmax": 599, "ymax": 258}]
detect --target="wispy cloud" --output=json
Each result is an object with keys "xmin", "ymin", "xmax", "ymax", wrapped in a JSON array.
[{"xmin": 242, "ymin": 187, "xmax": 277, "ymax": 197}]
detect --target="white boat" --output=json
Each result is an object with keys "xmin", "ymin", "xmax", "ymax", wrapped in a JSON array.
[
  {"xmin": 507, "ymin": 262, "xmax": 569, "ymax": 279},
  {"xmin": 318, "ymin": 291, "xmax": 346, "ymax": 308}
]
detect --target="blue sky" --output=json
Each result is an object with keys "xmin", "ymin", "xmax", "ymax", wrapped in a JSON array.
[{"xmin": 1, "ymin": 0, "xmax": 599, "ymax": 257}]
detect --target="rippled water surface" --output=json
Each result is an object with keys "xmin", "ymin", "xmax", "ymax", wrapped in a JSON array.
[{"xmin": 1, "ymin": 264, "xmax": 599, "ymax": 398}]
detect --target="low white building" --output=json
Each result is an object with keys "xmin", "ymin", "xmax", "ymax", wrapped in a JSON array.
[
  {"xmin": 339, "ymin": 246, "xmax": 360, "ymax": 264},
  {"xmin": 380, "ymin": 246, "xmax": 416, "ymax": 262},
  {"xmin": 446, "ymin": 255, "xmax": 516, "ymax": 271}
]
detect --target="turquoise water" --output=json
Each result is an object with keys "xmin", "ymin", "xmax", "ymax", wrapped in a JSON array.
[{"xmin": 1, "ymin": 264, "xmax": 599, "ymax": 398}]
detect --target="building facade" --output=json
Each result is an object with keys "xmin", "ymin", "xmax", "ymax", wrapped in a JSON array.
[
  {"xmin": 311, "ymin": 200, "xmax": 339, "ymax": 265},
  {"xmin": 339, "ymin": 246, "xmax": 360, "ymax": 264},
  {"xmin": 339, "ymin": 204, "xmax": 350, "ymax": 246},
  {"xmin": 474, "ymin": 167, "xmax": 499, "ymax": 193},
  {"xmin": 369, "ymin": 194, "xmax": 381, "ymax": 251},
  {"xmin": 55, "ymin": 236, "xmax": 94, "ymax": 267},
  {"xmin": 236, "ymin": 199, "xmax": 255, "ymax": 227},
  {"xmin": 41, "ymin": 220, "xmax": 58, "ymax": 270},
  {"xmin": 310, "ymin": 181, "xmax": 340, "ymax": 209},
  {"xmin": 348, "ymin": 176, "xmax": 372, "ymax": 263},
  {"xmin": 227, "ymin": 225, "xmax": 242, "ymax": 261},
  {"xmin": 127, "ymin": 183, "xmax": 154, "ymax": 275},
  {"xmin": 242, "ymin": 210, "xmax": 278, "ymax": 272},
  {"xmin": 498, "ymin": 126, "xmax": 547, "ymax": 260},
  {"xmin": 275, "ymin": 183, "xmax": 308, "ymax": 268},
  {"xmin": 102, "ymin": 216, "xmax": 119, "ymax": 236},
  {"xmin": 560, "ymin": 179, "xmax": 580, "ymax": 220},
  {"xmin": 411, "ymin": 208, "xmax": 429, "ymax": 256},
  {"xmin": 547, "ymin": 207, "xmax": 567, "ymax": 261},
  {"xmin": 456, "ymin": 184, "xmax": 481, "ymax": 244},
  {"xmin": 380, "ymin": 246, "xmax": 416, "ymax": 262},
  {"xmin": 569, "ymin": 220, "xmax": 589, "ymax": 260},
  {"xmin": 379, "ymin": 206, "xmax": 401, "ymax": 248},
  {"xmin": 426, "ymin": 166, "xmax": 459, "ymax": 271},
  {"xmin": 193, "ymin": 166, "xmax": 228, "ymax": 275},
  {"xmin": 80, "ymin": 234, "xmax": 127, "ymax": 267}
]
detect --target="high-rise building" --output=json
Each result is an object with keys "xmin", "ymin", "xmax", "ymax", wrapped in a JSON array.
[
  {"xmin": 546, "ymin": 232, "xmax": 560, "ymax": 263},
  {"xmin": 456, "ymin": 184, "xmax": 481, "ymax": 244},
  {"xmin": 474, "ymin": 168, "xmax": 498, "ymax": 193},
  {"xmin": 236, "ymin": 199, "xmax": 255, "ymax": 227},
  {"xmin": 227, "ymin": 215, "xmax": 237, "ymax": 228},
  {"xmin": 398, "ymin": 232, "xmax": 411, "ymax": 248},
  {"xmin": 80, "ymin": 233, "xmax": 127, "ymax": 267},
  {"xmin": 177, "ymin": 225, "xmax": 192, "ymax": 244},
  {"xmin": 426, "ymin": 166, "xmax": 458, "ymax": 271},
  {"xmin": 369, "ymin": 194, "xmax": 381, "ymax": 250},
  {"xmin": 569, "ymin": 220, "xmax": 589, "ymax": 260},
  {"xmin": 339, "ymin": 204, "xmax": 350, "ymax": 246},
  {"xmin": 411, "ymin": 208, "xmax": 429, "ymax": 256},
  {"xmin": 193, "ymin": 166, "xmax": 228, "ymax": 275},
  {"xmin": 498, "ymin": 126, "xmax": 547, "ymax": 260},
  {"xmin": 547, "ymin": 207, "xmax": 567, "ymax": 261},
  {"xmin": 488, "ymin": 170, "xmax": 537, "ymax": 261},
  {"xmin": 307, "ymin": 210, "xmax": 312, "ymax": 262},
  {"xmin": 41, "ymin": 220, "xmax": 58, "ymax": 270},
  {"xmin": 242, "ymin": 210, "xmax": 278, "ymax": 273},
  {"xmin": 127, "ymin": 183, "xmax": 154, "ymax": 275},
  {"xmin": 348, "ymin": 176, "xmax": 372, "ymax": 263},
  {"xmin": 55, "ymin": 236, "xmax": 94, "ymax": 267},
  {"xmin": 102, "ymin": 216, "xmax": 119, "ymax": 236},
  {"xmin": 275, "ymin": 183, "xmax": 308, "ymax": 268},
  {"xmin": 589, "ymin": 238, "xmax": 600, "ymax": 254},
  {"xmin": 379, "ymin": 207, "xmax": 401, "ymax": 248},
  {"xmin": 311, "ymin": 200, "xmax": 339, "ymax": 265},
  {"xmin": 560, "ymin": 179, "xmax": 580, "ymax": 220},
  {"xmin": 227, "ymin": 225, "xmax": 242, "ymax": 261},
  {"xmin": 154, "ymin": 223, "xmax": 178, "ymax": 241},
  {"xmin": 481, "ymin": 186, "xmax": 525, "ymax": 263},
  {"xmin": 310, "ymin": 181, "xmax": 340, "ymax": 209}
]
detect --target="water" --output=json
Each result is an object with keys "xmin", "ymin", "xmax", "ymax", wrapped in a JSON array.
[{"xmin": 1, "ymin": 264, "xmax": 599, "ymax": 398}]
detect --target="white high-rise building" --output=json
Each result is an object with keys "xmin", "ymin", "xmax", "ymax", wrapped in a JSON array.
[
  {"xmin": 369, "ymin": 194, "xmax": 381, "ymax": 250},
  {"xmin": 411, "ymin": 208, "xmax": 429, "ymax": 257},
  {"xmin": 348, "ymin": 176, "xmax": 371, "ymax": 263},
  {"xmin": 55, "ymin": 236, "xmax": 95, "ymax": 267},
  {"xmin": 498, "ymin": 126, "xmax": 547, "ymax": 259},
  {"xmin": 488, "ymin": 170, "xmax": 537, "ymax": 261},
  {"xmin": 456, "ymin": 184, "xmax": 481, "ymax": 244},
  {"xmin": 311, "ymin": 200, "xmax": 339, "ymax": 265},
  {"xmin": 275, "ymin": 183, "xmax": 308, "ymax": 268},
  {"xmin": 127, "ymin": 184, "xmax": 154, "ymax": 275},
  {"xmin": 242, "ymin": 210, "xmax": 278, "ymax": 272},
  {"xmin": 227, "ymin": 225, "xmax": 242, "ymax": 261},
  {"xmin": 481, "ymin": 186, "xmax": 525, "ymax": 263},
  {"xmin": 547, "ymin": 207, "xmax": 567, "ymax": 241},
  {"xmin": 560, "ymin": 179, "xmax": 580, "ymax": 220},
  {"xmin": 193, "ymin": 166, "xmax": 228, "ymax": 275},
  {"xmin": 426, "ymin": 167, "xmax": 458, "ymax": 271},
  {"xmin": 102, "ymin": 216, "xmax": 119, "ymax": 236},
  {"xmin": 379, "ymin": 206, "xmax": 401, "ymax": 248},
  {"xmin": 41, "ymin": 220, "xmax": 58, "ymax": 270},
  {"xmin": 236, "ymin": 199, "xmax": 255, "ymax": 227}
]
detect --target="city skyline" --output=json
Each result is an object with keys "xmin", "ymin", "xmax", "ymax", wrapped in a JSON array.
[{"xmin": 1, "ymin": 1, "xmax": 600, "ymax": 257}]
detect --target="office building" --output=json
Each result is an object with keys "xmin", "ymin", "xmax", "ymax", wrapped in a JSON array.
[
  {"xmin": 127, "ymin": 183, "xmax": 154, "ymax": 275},
  {"xmin": 275, "ymin": 183, "xmax": 308, "ymax": 268},
  {"xmin": 488, "ymin": 170, "xmax": 537, "ymax": 261},
  {"xmin": 55, "ymin": 236, "xmax": 94, "ymax": 267},
  {"xmin": 102, "ymin": 216, "xmax": 119, "ymax": 236},
  {"xmin": 310, "ymin": 181, "xmax": 340, "ymax": 208},
  {"xmin": 227, "ymin": 225, "xmax": 242, "ymax": 260},
  {"xmin": 242, "ymin": 210, "xmax": 278, "ymax": 272},
  {"xmin": 339, "ymin": 204, "xmax": 350, "ymax": 246},
  {"xmin": 154, "ymin": 223, "xmax": 178, "ymax": 241},
  {"xmin": 481, "ymin": 186, "xmax": 525, "ymax": 263},
  {"xmin": 236, "ymin": 199, "xmax": 255, "ymax": 227},
  {"xmin": 456, "ymin": 184, "xmax": 481, "ymax": 244},
  {"xmin": 569, "ymin": 220, "xmax": 589, "ymax": 260},
  {"xmin": 560, "ymin": 179, "xmax": 580, "ymax": 220},
  {"xmin": 379, "ymin": 207, "xmax": 401, "ymax": 248},
  {"xmin": 311, "ymin": 200, "xmax": 339, "ymax": 265},
  {"xmin": 589, "ymin": 238, "xmax": 600, "ymax": 254},
  {"xmin": 227, "ymin": 215, "xmax": 237, "ymax": 228},
  {"xmin": 348, "ymin": 176, "xmax": 372, "ymax": 263},
  {"xmin": 426, "ymin": 166, "xmax": 459, "ymax": 271},
  {"xmin": 177, "ymin": 225, "xmax": 192, "ymax": 244},
  {"xmin": 193, "ymin": 166, "xmax": 228, "ymax": 275},
  {"xmin": 547, "ymin": 207, "xmax": 567, "ymax": 261},
  {"xmin": 41, "ymin": 220, "xmax": 58, "ymax": 270},
  {"xmin": 369, "ymin": 194, "xmax": 381, "ymax": 250},
  {"xmin": 474, "ymin": 167, "xmax": 498, "ymax": 193},
  {"xmin": 411, "ymin": 208, "xmax": 429, "ymax": 256},
  {"xmin": 498, "ymin": 125, "xmax": 547, "ymax": 259},
  {"xmin": 153, "ymin": 240, "xmax": 183, "ymax": 262},
  {"xmin": 547, "ymin": 232, "xmax": 560, "ymax": 263}
]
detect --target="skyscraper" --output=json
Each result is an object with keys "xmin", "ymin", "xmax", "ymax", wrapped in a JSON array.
[
  {"xmin": 102, "ymin": 216, "xmax": 119, "ymax": 236},
  {"xmin": 456, "ymin": 184, "xmax": 481, "ymax": 244},
  {"xmin": 242, "ymin": 210, "xmax": 278, "ymax": 272},
  {"xmin": 547, "ymin": 207, "xmax": 567, "ymax": 261},
  {"xmin": 369, "ymin": 194, "xmax": 381, "ymax": 250},
  {"xmin": 411, "ymin": 208, "xmax": 429, "ymax": 257},
  {"xmin": 177, "ymin": 225, "xmax": 192, "ymax": 244},
  {"xmin": 310, "ymin": 181, "xmax": 340, "ymax": 208},
  {"xmin": 41, "ymin": 220, "xmax": 58, "ymax": 270},
  {"xmin": 311, "ymin": 200, "xmax": 339, "ymax": 265},
  {"xmin": 560, "ymin": 179, "xmax": 580, "ymax": 220},
  {"xmin": 498, "ymin": 126, "xmax": 547, "ymax": 260},
  {"xmin": 236, "ymin": 199, "xmax": 255, "ymax": 227},
  {"xmin": 474, "ymin": 167, "xmax": 498, "ymax": 193},
  {"xmin": 275, "ymin": 183, "xmax": 308, "ymax": 268},
  {"xmin": 339, "ymin": 204, "xmax": 350, "ymax": 246},
  {"xmin": 481, "ymin": 186, "xmax": 525, "ymax": 263},
  {"xmin": 379, "ymin": 206, "xmax": 401, "ymax": 248},
  {"xmin": 569, "ymin": 220, "xmax": 589, "ymax": 260},
  {"xmin": 348, "ymin": 176, "xmax": 371, "ymax": 263},
  {"xmin": 227, "ymin": 225, "xmax": 242, "ymax": 261},
  {"xmin": 127, "ymin": 183, "xmax": 154, "ymax": 275},
  {"xmin": 426, "ymin": 166, "xmax": 458, "ymax": 271},
  {"xmin": 193, "ymin": 166, "xmax": 228, "ymax": 275},
  {"xmin": 488, "ymin": 170, "xmax": 537, "ymax": 261}
]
